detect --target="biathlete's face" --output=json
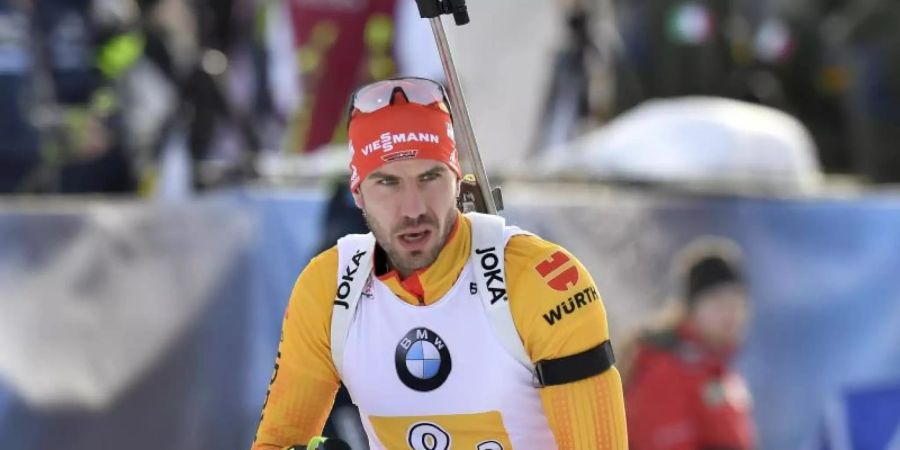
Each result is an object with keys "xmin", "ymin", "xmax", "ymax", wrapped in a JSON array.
[{"xmin": 353, "ymin": 159, "xmax": 459, "ymax": 277}]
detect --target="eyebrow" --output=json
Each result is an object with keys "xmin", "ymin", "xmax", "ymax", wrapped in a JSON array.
[
  {"xmin": 368, "ymin": 171, "xmax": 397, "ymax": 181},
  {"xmin": 420, "ymin": 165, "xmax": 448, "ymax": 177},
  {"xmin": 368, "ymin": 164, "xmax": 447, "ymax": 181}
]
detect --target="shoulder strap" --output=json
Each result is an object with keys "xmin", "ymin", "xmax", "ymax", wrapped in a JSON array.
[
  {"xmin": 330, "ymin": 233, "xmax": 376, "ymax": 377},
  {"xmin": 466, "ymin": 212, "xmax": 533, "ymax": 371},
  {"xmin": 468, "ymin": 213, "xmax": 618, "ymax": 387}
]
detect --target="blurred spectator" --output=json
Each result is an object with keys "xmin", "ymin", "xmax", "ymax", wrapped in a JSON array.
[
  {"xmin": 837, "ymin": 0, "xmax": 900, "ymax": 182},
  {"xmin": 0, "ymin": 0, "xmax": 139, "ymax": 194},
  {"xmin": 530, "ymin": 0, "xmax": 620, "ymax": 154},
  {"xmin": 750, "ymin": 1, "xmax": 854, "ymax": 175},
  {"xmin": 145, "ymin": 0, "xmax": 272, "ymax": 190},
  {"xmin": 0, "ymin": 0, "xmax": 442, "ymax": 193},
  {"xmin": 741, "ymin": 0, "xmax": 900, "ymax": 182},
  {"xmin": 0, "ymin": 0, "xmax": 39, "ymax": 192},
  {"xmin": 609, "ymin": 0, "xmax": 861, "ymax": 178},
  {"xmin": 614, "ymin": 0, "xmax": 752, "ymax": 111},
  {"xmin": 623, "ymin": 237, "xmax": 755, "ymax": 450}
]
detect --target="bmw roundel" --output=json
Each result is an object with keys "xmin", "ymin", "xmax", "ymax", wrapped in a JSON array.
[{"xmin": 395, "ymin": 328, "xmax": 452, "ymax": 392}]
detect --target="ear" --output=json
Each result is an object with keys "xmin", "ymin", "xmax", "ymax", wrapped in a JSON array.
[{"xmin": 352, "ymin": 187, "xmax": 364, "ymax": 209}]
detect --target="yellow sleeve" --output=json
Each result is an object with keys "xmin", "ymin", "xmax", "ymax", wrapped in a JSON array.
[
  {"xmin": 252, "ymin": 248, "xmax": 342, "ymax": 450},
  {"xmin": 506, "ymin": 235, "xmax": 628, "ymax": 450}
]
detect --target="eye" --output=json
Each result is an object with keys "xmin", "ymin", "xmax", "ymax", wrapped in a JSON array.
[
  {"xmin": 376, "ymin": 178, "xmax": 398, "ymax": 186},
  {"xmin": 420, "ymin": 172, "xmax": 441, "ymax": 182}
]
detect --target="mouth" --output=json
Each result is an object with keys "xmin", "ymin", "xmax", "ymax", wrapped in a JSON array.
[{"xmin": 396, "ymin": 228, "xmax": 433, "ymax": 251}]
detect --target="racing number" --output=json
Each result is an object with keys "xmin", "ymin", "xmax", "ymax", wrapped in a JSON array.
[
  {"xmin": 407, "ymin": 423, "xmax": 505, "ymax": 450},
  {"xmin": 408, "ymin": 423, "xmax": 450, "ymax": 450}
]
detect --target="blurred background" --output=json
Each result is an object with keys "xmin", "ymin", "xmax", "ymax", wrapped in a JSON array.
[{"xmin": 1, "ymin": 0, "xmax": 899, "ymax": 449}]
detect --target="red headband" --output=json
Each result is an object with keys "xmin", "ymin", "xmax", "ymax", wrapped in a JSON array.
[{"xmin": 348, "ymin": 103, "xmax": 461, "ymax": 191}]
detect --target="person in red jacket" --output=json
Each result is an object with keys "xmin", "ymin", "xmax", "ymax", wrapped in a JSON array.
[{"xmin": 624, "ymin": 237, "xmax": 756, "ymax": 450}]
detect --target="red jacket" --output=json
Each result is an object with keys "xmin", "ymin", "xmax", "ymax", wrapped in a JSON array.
[{"xmin": 625, "ymin": 325, "xmax": 755, "ymax": 450}]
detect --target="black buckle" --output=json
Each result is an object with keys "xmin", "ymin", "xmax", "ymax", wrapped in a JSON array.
[{"xmin": 415, "ymin": 0, "xmax": 470, "ymax": 25}]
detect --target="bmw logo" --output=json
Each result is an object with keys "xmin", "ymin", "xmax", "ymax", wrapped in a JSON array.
[{"xmin": 395, "ymin": 328, "xmax": 452, "ymax": 392}]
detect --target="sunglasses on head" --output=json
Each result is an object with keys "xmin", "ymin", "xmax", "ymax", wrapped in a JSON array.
[{"xmin": 347, "ymin": 77, "xmax": 452, "ymax": 120}]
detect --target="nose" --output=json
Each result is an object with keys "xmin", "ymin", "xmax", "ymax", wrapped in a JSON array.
[{"xmin": 398, "ymin": 183, "xmax": 428, "ymax": 221}]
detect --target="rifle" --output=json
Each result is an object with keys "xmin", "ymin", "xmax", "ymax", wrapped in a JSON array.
[{"xmin": 413, "ymin": 0, "xmax": 503, "ymax": 214}]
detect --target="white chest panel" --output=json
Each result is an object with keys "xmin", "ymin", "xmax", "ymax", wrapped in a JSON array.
[{"xmin": 340, "ymin": 265, "xmax": 555, "ymax": 450}]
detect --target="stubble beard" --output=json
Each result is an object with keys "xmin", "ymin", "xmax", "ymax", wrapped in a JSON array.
[{"xmin": 364, "ymin": 206, "xmax": 458, "ymax": 276}]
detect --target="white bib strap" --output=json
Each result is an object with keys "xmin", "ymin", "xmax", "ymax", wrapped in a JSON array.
[
  {"xmin": 466, "ymin": 212, "xmax": 534, "ymax": 371},
  {"xmin": 331, "ymin": 233, "xmax": 376, "ymax": 377}
]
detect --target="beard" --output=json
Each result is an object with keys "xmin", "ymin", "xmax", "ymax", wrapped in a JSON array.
[{"xmin": 364, "ymin": 206, "xmax": 459, "ymax": 276}]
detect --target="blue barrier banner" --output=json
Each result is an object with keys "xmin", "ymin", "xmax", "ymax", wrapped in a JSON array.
[{"xmin": 1, "ymin": 188, "xmax": 899, "ymax": 450}]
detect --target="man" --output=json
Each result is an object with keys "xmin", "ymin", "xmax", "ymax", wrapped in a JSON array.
[
  {"xmin": 624, "ymin": 238, "xmax": 755, "ymax": 450},
  {"xmin": 252, "ymin": 77, "xmax": 627, "ymax": 450}
]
